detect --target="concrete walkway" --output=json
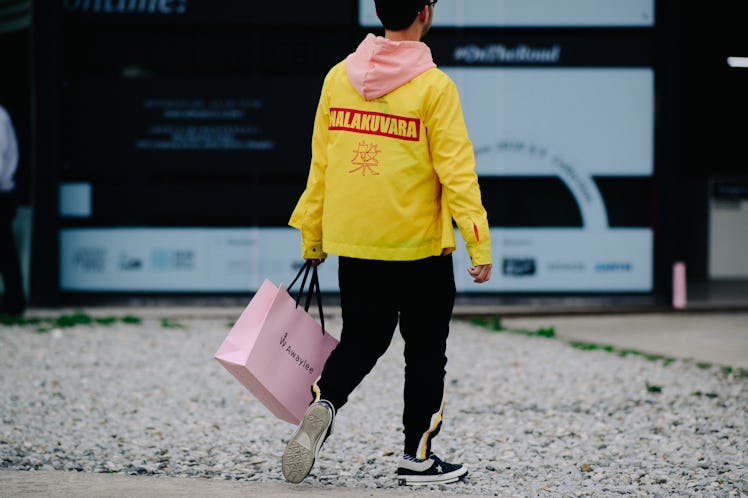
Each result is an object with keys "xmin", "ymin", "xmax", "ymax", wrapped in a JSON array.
[
  {"xmin": 0, "ymin": 470, "xmax": 484, "ymax": 498},
  {"xmin": 499, "ymin": 311, "xmax": 748, "ymax": 369},
  {"xmin": 2, "ymin": 308, "xmax": 746, "ymax": 497}
]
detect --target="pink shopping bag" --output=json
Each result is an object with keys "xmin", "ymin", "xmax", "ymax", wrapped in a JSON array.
[{"xmin": 214, "ymin": 263, "xmax": 338, "ymax": 424}]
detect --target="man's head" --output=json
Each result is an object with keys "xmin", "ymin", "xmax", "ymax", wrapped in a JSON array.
[{"xmin": 374, "ymin": 0, "xmax": 435, "ymax": 32}]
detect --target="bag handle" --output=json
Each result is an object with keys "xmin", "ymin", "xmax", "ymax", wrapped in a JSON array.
[
  {"xmin": 307, "ymin": 265, "xmax": 325, "ymax": 335},
  {"xmin": 287, "ymin": 260, "xmax": 325, "ymax": 334},
  {"xmin": 288, "ymin": 260, "xmax": 312, "ymax": 297}
]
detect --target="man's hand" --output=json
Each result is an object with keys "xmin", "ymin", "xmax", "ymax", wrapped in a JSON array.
[
  {"xmin": 468, "ymin": 263, "xmax": 492, "ymax": 283},
  {"xmin": 307, "ymin": 258, "xmax": 326, "ymax": 267}
]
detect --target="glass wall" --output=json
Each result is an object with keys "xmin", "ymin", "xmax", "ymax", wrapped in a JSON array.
[{"xmin": 33, "ymin": 0, "xmax": 660, "ymax": 299}]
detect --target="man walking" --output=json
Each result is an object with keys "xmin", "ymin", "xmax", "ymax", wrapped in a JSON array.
[
  {"xmin": 0, "ymin": 104, "xmax": 25, "ymax": 316},
  {"xmin": 284, "ymin": 0, "xmax": 492, "ymax": 486}
]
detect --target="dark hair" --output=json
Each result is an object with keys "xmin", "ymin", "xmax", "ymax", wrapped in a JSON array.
[{"xmin": 374, "ymin": 0, "xmax": 427, "ymax": 31}]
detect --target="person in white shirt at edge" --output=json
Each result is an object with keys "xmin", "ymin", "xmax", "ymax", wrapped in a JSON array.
[
  {"xmin": 282, "ymin": 0, "xmax": 492, "ymax": 487},
  {"xmin": 0, "ymin": 104, "xmax": 25, "ymax": 317}
]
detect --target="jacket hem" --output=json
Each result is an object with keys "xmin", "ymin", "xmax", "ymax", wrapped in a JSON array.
[{"xmin": 323, "ymin": 240, "xmax": 445, "ymax": 262}]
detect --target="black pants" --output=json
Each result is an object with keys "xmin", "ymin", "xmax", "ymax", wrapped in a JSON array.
[
  {"xmin": 0, "ymin": 194, "xmax": 25, "ymax": 315},
  {"xmin": 315, "ymin": 255, "xmax": 456, "ymax": 459}
]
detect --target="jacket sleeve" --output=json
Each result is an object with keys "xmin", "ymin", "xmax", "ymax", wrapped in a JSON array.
[
  {"xmin": 425, "ymin": 78, "xmax": 492, "ymax": 266},
  {"xmin": 288, "ymin": 73, "xmax": 331, "ymax": 259}
]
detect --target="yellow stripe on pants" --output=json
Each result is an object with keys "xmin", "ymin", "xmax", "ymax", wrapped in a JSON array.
[{"xmin": 417, "ymin": 394, "xmax": 444, "ymax": 459}]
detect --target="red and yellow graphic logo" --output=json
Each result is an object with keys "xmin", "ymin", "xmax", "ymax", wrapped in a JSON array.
[
  {"xmin": 350, "ymin": 141, "xmax": 381, "ymax": 176},
  {"xmin": 329, "ymin": 108, "xmax": 420, "ymax": 141}
]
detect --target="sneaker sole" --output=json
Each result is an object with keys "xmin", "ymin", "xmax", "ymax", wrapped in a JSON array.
[
  {"xmin": 397, "ymin": 468, "xmax": 468, "ymax": 486},
  {"xmin": 281, "ymin": 404, "xmax": 331, "ymax": 483}
]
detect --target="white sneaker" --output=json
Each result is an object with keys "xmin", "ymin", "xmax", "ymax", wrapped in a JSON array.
[
  {"xmin": 397, "ymin": 453, "xmax": 468, "ymax": 486},
  {"xmin": 281, "ymin": 400, "xmax": 334, "ymax": 483}
]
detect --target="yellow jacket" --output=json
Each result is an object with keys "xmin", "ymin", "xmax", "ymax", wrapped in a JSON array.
[{"xmin": 289, "ymin": 34, "xmax": 491, "ymax": 266}]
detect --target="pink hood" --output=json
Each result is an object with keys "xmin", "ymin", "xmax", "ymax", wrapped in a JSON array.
[{"xmin": 345, "ymin": 33, "xmax": 436, "ymax": 101}]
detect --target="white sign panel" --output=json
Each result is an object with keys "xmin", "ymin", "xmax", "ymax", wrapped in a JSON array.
[
  {"xmin": 359, "ymin": 0, "xmax": 655, "ymax": 28},
  {"xmin": 59, "ymin": 227, "xmax": 340, "ymax": 292},
  {"xmin": 60, "ymin": 226, "xmax": 652, "ymax": 292},
  {"xmin": 454, "ymin": 228, "xmax": 652, "ymax": 291}
]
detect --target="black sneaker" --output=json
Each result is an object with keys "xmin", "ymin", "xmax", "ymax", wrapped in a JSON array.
[
  {"xmin": 397, "ymin": 453, "xmax": 468, "ymax": 486},
  {"xmin": 281, "ymin": 400, "xmax": 334, "ymax": 483}
]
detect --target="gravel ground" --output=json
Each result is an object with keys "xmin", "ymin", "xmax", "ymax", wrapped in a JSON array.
[{"xmin": 1, "ymin": 313, "xmax": 746, "ymax": 497}]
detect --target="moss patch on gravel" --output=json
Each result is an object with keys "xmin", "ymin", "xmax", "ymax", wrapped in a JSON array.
[
  {"xmin": 469, "ymin": 315, "xmax": 748, "ymax": 379},
  {"xmin": 0, "ymin": 312, "xmax": 144, "ymax": 332}
]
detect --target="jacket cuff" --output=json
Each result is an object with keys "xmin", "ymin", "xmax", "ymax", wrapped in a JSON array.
[
  {"xmin": 302, "ymin": 245, "xmax": 327, "ymax": 260},
  {"xmin": 468, "ymin": 241, "xmax": 492, "ymax": 266}
]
